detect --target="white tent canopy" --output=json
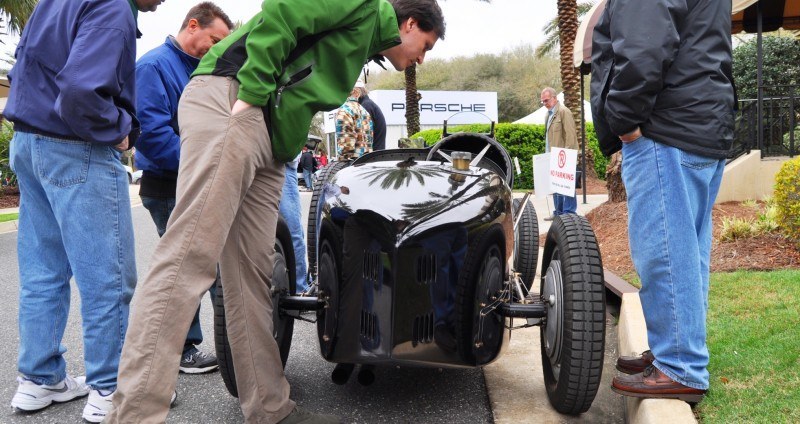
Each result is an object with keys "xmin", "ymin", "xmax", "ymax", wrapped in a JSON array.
[{"xmin": 513, "ymin": 92, "xmax": 593, "ymax": 125}]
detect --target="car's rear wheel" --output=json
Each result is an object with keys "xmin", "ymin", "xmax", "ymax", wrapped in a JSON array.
[
  {"xmin": 455, "ymin": 225, "xmax": 506, "ymax": 365},
  {"xmin": 539, "ymin": 214, "xmax": 605, "ymax": 414},
  {"xmin": 512, "ymin": 198, "xmax": 539, "ymax": 290},
  {"xmin": 214, "ymin": 219, "xmax": 296, "ymax": 398},
  {"xmin": 307, "ymin": 161, "xmax": 349, "ymax": 282}
]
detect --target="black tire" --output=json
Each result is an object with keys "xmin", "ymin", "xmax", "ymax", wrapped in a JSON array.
[
  {"xmin": 539, "ymin": 214, "xmax": 605, "ymax": 415},
  {"xmin": 307, "ymin": 161, "xmax": 349, "ymax": 281},
  {"xmin": 512, "ymin": 198, "xmax": 539, "ymax": 291},
  {"xmin": 315, "ymin": 222, "xmax": 342, "ymax": 358},
  {"xmin": 214, "ymin": 219, "xmax": 296, "ymax": 398},
  {"xmin": 455, "ymin": 225, "xmax": 506, "ymax": 365}
]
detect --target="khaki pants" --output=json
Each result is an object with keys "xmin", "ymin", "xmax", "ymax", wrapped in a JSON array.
[{"xmin": 108, "ymin": 76, "xmax": 294, "ymax": 423}]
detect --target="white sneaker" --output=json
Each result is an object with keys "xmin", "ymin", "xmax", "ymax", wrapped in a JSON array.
[
  {"xmin": 82, "ymin": 389, "xmax": 114, "ymax": 423},
  {"xmin": 11, "ymin": 375, "xmax": 90, "ymax": 412},
  {"xmin": 80, "ymin": 388, "xmax": 176, "ymax": 423}
]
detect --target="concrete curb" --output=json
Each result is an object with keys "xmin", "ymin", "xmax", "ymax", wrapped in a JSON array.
[
  {"xmin": 0, "ymin": 219, "xmax": 18, "ymax": 234},
  {"xmin": 617, "ymin": 293, "xmax": 697, "ymax": 424}
]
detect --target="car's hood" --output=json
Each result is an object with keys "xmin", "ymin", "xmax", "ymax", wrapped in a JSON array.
[{"xmin": 325, "ymin": 160, "xmax": 510, "ymax": 243}]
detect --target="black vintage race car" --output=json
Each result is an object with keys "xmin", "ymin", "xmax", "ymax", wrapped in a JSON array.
[{"xmin": 214, "ymin": 126, "xmax": 606, "ymax": 415}]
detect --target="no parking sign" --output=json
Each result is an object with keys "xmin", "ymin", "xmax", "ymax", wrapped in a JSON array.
[{"xmin": 549, "ymin": 147, "xmax": 578, "ymax": 196}]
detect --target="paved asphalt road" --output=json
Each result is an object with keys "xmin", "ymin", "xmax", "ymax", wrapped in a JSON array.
[{"xmin": 0, "ymin": 191, "xmax": 493, "ymax": 423}]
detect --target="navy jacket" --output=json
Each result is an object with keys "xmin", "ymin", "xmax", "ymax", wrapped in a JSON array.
[
  {"xmin": 135, "ymin": 37, "xmax": 200, "ymax": 179},
  {"xmin": 590, "ymin": 0, "xmax": 734, "ymax": 158},
  {"xmin": 5, "ymin": 0, "xmax": 140, "ymax": 146},
  {"xmin": 359, "ymin": 95, "xmax": 386, "ymax": 151}
]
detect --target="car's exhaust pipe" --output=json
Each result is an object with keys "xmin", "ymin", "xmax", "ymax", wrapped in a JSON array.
[
  {"xmin": 331, "ymin": 363, "xmax": 355, "ymax": 385},
  {"xmin": 357, "ymin": 365, "xmax": 375, "ymax": 386}
]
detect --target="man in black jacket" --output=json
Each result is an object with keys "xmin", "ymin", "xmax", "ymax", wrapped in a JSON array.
[
  {"xmin": 356, "ymin": 83, "xmax": 387, "ymax": 151},
  {"xmin": 299, "ymin": 146, "xmax": 318, "ymax": 191},
  {"xmin": 591, "ymin": 0, "xmax": 734, "ymax": 402}
]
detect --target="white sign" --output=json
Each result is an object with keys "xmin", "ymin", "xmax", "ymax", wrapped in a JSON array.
[
  {"xmin": 369, "ymin": 90, "xmax": 498, "ymax": 126},
  {"xmin": 323, "ymin": 109, "xmax": 337, "ymax": 134},
  {"xmin": 548, "ymin": 147, "xmax": 578, "ymax": 196},
  {"xmin": 532, "ymin": 153, "xmax": 551, "ymax": 200}
]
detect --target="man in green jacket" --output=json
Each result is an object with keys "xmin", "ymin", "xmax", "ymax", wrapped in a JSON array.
[{"xmin": 108, "ymin": 0, "xmax": 445, "ymax": 423}]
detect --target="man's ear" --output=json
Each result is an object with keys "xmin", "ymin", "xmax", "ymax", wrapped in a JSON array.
[
  {"xmin": 400, "ymin": 17, "xmax": 417, "ymax": 33},
  {"xmin": 187, "ymin": 18, "xmax": 199, "ymax": 32}
]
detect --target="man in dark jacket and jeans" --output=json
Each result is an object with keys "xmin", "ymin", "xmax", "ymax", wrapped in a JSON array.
[
  {"xmin": 4, "ymin": 0, "xmax": 163, "ymax": 422},
  {"xmin": 591, "ymin": 0, "xmax": 734, "ymax": 402},
  {"xmin": 299, "ymin": 145, "xmax": 318, "ymax": 191}
]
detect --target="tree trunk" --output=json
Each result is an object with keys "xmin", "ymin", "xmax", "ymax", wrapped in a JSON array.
[
  {"xmin": 404, "ymin": 65, "xmax": 420, "ymax": 136},
  {"xmin": 605, "ymin": 151, "xmax": 626, "ymax": 203},
  {"xmin": 557, "ymin": 0, "xmax": 597, "ymax": 179}
]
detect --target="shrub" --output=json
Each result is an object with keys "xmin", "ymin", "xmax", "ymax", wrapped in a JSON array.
[
  {"xmin": 412, "ymin": 122, "xmax": 605, "ymax": 190},
  {"xmin": 720, "ymin": 217, "xmax": 754, "ymax": 241},
  {"xmin": 774, "ymin": 157, "xmax": 800, "ymax": 245},
  {"xmin": 0, "ymin": 120, "xmax": 16, "ymax": 186},
  {"xmin": 718, "ymin": 198, "xmax": 781, "ymax": 242}
]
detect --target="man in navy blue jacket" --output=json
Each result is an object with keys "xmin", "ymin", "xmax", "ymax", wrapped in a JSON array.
[
  {"xmin": 5, "ymin": 0, "xmax": 163, "ymax": 422},
  {"xmin": 135, "ymin": 1, "xmax": 233, "ymax": 376}
]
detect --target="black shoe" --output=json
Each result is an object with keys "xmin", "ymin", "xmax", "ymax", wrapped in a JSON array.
[
  {"xmin": 277, "ymin": 406, "xmax": 340, "ymax": 424},
  {"xmin": 179, "ymin": 347, "xmax": 218, "ymax": 374}
]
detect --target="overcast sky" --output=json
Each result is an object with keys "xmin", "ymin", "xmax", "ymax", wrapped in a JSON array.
[{"xmin": 2, "ymin": 0, "xmax": 557, "ymax": 63}]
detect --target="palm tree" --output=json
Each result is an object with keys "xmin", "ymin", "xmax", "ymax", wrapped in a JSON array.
[
  {"xmin": 556, "ymin": 0, "xmax": 581, "ymax": 131},
  {"xmin": 535, "ymin": 2, "xmax": 594, "ymax": 59},
  {"xmin": 404, "ymin": 0, "xmax": 491, "ymax": 138},
  {"xmin": 0, "ymin": 0, "xmax": 37, "ymax": 36}
]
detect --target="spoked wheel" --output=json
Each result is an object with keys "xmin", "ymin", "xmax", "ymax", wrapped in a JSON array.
[
  {"xmin": 316, "ymin": 233, "xmax": 341, "ymax": 358},
  {"xmin": 307, "ymin": 161, "xmax": 349, "ymax": 282},
  {"xmin": 456, "ymin": 225, "xmax": 506, "ymax": 365},
  {"xmin": 539, "ymin": 214, "xmax": 605, "ymax": 414},
  {"xmin": 214, "ymin": 219, "xmax": 296, "ymax": 398},
  {"xmin": 512, "ymin": 198, "xmax": 539, "ymax": 290}
]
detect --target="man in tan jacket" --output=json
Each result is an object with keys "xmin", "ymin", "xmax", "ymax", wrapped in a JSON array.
[{"xmin": 541, "ymin": 87, "xmax": 578, "ymax": 218}]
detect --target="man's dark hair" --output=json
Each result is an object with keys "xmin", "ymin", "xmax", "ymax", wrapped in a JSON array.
[
  {"xmin": 390, "ymin": 0, "xmax": 446, "ymax": 40},
  {"xmin": 180, "ymin": 2, "xmax": 234, "ymax": 31}
]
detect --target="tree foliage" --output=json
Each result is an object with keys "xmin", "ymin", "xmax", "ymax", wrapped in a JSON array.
[
  {"xmin": 370, "ymin": 46, "xmax": 561, "ymax": 123},
  {"xmin": 0, "ymin": 0, "xmax": 37, "ymax": 36},
  {"xmin": 733, "ymin": 35, "xmax": 800, "ymax": 99}
]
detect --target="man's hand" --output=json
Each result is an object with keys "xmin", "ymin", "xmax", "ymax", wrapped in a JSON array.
[
  {"xmin": 619, "ymin": 127, "xmax": 642, "ymax": 143},
  {"xmin": 231, "ymin": 99, "xmax": 254, "ymax": 116},
  {"xmin": 115, "ymin": 136, "xmax": 129, "ymax": 152}
]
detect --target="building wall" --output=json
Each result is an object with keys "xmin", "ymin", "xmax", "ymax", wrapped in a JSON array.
[{"xmin": 716, "ymin": 151, "xmax": 788, "ymax": 203}]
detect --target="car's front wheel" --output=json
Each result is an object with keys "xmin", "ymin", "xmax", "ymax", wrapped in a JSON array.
[{"xmin": 539, "ymin": 214, "xmax": 605, "ymax": 414}]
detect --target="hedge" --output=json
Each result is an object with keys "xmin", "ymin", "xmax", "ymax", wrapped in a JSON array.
[
  {"xmin": 411, "ymin": 123, "xmax": 608, "ymax": 190},
  {"xmin": 774, "ymin": 156, "xmax": 800, "ymax": 246}
]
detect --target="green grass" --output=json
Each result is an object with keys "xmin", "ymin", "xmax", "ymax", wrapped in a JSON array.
[
  {"xmin": 0, "ymin": 213, "xmax": 18, "ymax": 223},
  {"xmin": 698, "ymin": 270, "xmax": 800, "ymax": 423}
]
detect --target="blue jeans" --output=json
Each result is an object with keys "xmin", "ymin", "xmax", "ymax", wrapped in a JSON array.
[
  {"xmin": 553, "ymin": 193, "xmax": 577, "ymax": 215},
  {"xmin": 10, "ymin": 131, "xmax": 136, "ymax": 390},
  {"xmin": 622, "ymin": 136, "xmax": 724, "ymax": 390},
  {"xmin": 279, "ymin": 163, "xmax": 308, "ymax": 292},
  {"xmin": 140, "ymin": 195, "xmax": 215, "ymax": 354},
  {"xmin": 302, "ymin": 169, "xmax": 314, "ymax": 191}
]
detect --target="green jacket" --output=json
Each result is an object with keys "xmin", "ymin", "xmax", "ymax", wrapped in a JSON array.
[{"xmin": 193, "ymin": 0, "xmax": 400, "ymax": 162}]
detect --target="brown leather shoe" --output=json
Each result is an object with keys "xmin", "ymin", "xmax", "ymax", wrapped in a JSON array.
[
  {"xmin": 611, "ymin": 365, "xmax": 706, "ymax": 403},
  {"xmin": 616, "ymin": 350, "xmax": 655, "ymax": 374}
]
